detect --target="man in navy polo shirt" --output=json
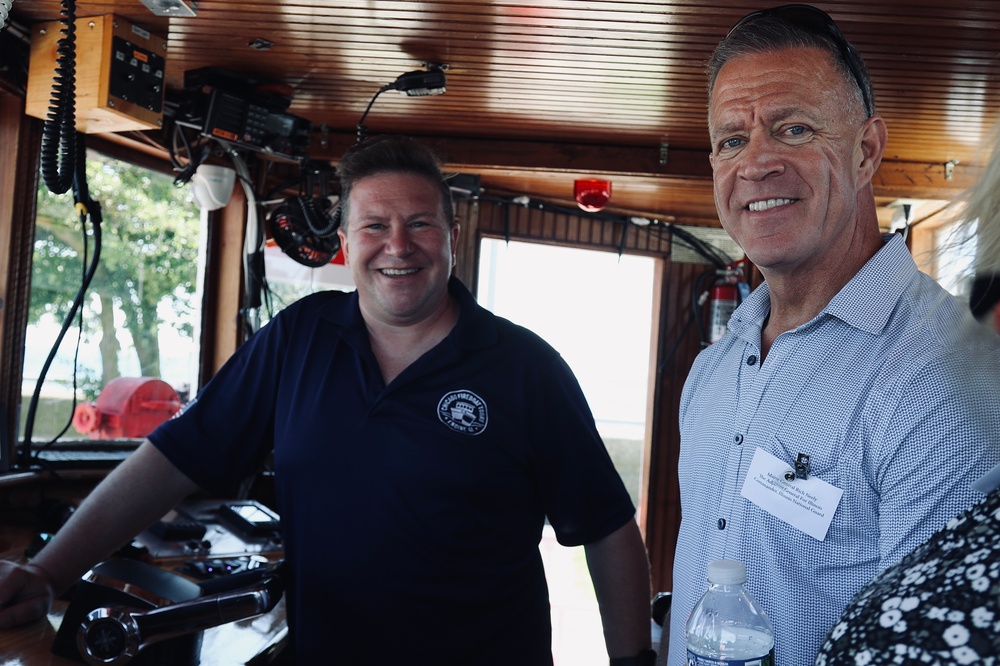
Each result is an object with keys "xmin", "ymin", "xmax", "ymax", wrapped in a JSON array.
[{"xmin": 0, "ymin": 135, "xmax": 653, "ymax": 665}]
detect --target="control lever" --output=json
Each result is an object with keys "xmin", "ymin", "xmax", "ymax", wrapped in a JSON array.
[{"xmin": 76, "ymin": 570, "xmax": 284, "ymax": 666}]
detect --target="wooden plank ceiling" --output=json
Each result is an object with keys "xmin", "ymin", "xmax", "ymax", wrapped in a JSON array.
[{"xmin": 7, "ymin": 0, "xmax": 1000, "ymax": 230}]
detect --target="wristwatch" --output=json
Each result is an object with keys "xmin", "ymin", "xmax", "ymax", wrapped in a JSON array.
[{"xmin": 610, "ymin": 648, "xmax": 657, "ymax": 666}]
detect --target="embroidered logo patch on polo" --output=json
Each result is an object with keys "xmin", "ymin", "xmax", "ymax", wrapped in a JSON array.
[{"xmin": 437, "ymin": 390, "xmax": 488, "ymax": 435}]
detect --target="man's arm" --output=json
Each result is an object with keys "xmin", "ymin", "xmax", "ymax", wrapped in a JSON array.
[
  {"xmin": 0, "ymin": 440, "xmax": 200, "ymax": 627},
  {"xmin": 584, "ymin": 519, "xmax": 652, "ymax": 660},
  {"xmin": 875, "ymin": 349, "xmax": 1000, "ymax": 568}
]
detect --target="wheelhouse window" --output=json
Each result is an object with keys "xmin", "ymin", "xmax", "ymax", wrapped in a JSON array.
[{"xmin": 20, "ymin": 150, "xmax": 203, "ymax": 451}]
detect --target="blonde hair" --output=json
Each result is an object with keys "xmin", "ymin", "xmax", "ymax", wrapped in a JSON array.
[{"xmin": 948, "ymin": 119, "xmax": 1000, "ymax": 275}]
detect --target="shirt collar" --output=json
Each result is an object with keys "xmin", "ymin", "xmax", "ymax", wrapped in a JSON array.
[
  {"xmin": 825, "ymin": 233, "xmax": 917, "ymax": 335},
  {"xmin": 317, "ymin": 276, "xmax": 496, "ymax": 350},
  {"xmin": 729, "ymin": 233, "xmax": 917, "ymax": 338}
]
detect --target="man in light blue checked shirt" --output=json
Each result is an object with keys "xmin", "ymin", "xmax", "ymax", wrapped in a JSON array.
[{"xmin": 666, "ymin": 5, "xmax": 1000, "ymax": 666}]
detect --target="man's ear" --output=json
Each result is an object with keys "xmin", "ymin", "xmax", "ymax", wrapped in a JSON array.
[
  {"xmin": 337, "ymin": 227, "xmax": 350, "ymax": 267},
  {"xmin": 450, "ymin": 222, "xmax": 461, "ymax": 268},
  {"xmin": 857, "ymin": 116, "xmax": 888, "ymax": 185}
]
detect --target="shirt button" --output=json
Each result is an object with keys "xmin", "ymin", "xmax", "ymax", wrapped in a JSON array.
[
  {"xmin": 747, "ymin": 355, "xmax": 757, "ymax": 366},
  {"xmin": 734, "ymin": 434, "xmax": 744, "ymax": 445},
  {"xmin": 718, "ymin": 518, "xmax": 726, "ymax": 530}
]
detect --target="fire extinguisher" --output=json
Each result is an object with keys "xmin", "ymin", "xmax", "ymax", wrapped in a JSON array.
[
  {"xmin": 707, "ymin": 278, "xmax": 739, "ymax": 344},
  {"xmin": 705, "ymin": 260, "xmax": 751, "ymax": 344}
]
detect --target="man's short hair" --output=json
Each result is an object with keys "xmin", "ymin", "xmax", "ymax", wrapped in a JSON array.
[
  {"xmin": 970, "ymin": 273, "xmax": 1000, "ymax": 320},
  {"xmin": 706, "ymin": 8, "xmax": 875, "ymax": 123},
  {"xmin": 337, "ymin": 135, "xmax": 455, "ymax": 227}
]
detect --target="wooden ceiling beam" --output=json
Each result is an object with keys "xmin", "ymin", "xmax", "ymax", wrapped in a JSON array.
[
  {"xmin": 310, "ymin": 131, "xmax": 710, "ymax": 179},
  {"xmin": 872, "ymin": 160, "xmax": 980, "ymax": 201},
  {"xmin": 82, "ymin": 127, "xmax": 979, "ymax": 224},
  {"xmin": 310, "ymin": 130, "xmax": 979, "ymax": 202}
]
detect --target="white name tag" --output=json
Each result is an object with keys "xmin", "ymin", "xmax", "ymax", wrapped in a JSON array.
[{"xmin": 740, "ymin": 447, "xmax": 843, "ymax": 541}]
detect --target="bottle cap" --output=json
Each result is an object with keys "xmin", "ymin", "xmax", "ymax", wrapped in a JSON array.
[{"xmin": 706, "ymin": 559, "xmax": 747, "ymax": 585}]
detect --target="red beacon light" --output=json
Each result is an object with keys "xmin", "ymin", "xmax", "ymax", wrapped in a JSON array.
[
  {"xmin": 574, "ymin": 179, "xmax": 612, "ymax": 212},
  {"xmin": 72, "ymin": 377, "xmax": 183, "ymax": 439}
]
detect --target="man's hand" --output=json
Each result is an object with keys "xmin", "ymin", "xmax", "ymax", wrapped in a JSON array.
[{"xmin": 0, "ymin": 561, "xmax": 56, "ymax": 628}]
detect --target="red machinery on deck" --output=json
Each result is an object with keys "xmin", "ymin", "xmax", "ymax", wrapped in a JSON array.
[{"xmin": 72, "ymin": 377, "xmax": 182, "ymax": 439}]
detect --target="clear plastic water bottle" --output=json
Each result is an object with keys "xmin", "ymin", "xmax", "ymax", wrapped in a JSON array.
[{"xmin": 686, "ymin": 560, "xmax": 775, "ymax": 666}]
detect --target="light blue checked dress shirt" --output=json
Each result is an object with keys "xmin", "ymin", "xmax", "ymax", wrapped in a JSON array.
[{"xmin": 667, "ymin": 234, "xmax": 1000, "ymax": 666}]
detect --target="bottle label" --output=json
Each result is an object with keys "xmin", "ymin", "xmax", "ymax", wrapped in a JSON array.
[{"xmin": 686, "ymin": 648, "xmax": 775, "ymax": 666}]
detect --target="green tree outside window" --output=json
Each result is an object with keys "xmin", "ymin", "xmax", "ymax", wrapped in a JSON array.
[{"xmin": 25, "ymin": 151, "xmax": 201, "ymax": 438}]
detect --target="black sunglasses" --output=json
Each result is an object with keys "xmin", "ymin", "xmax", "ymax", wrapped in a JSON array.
[{"xmin": 727, "ymin": 4, "xmax": 874, "ymax": 118}]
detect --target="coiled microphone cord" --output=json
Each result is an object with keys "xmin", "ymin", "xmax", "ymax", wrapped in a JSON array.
[{"xmin": 40, "ymin": 0, "xmax": 78, "ymax": 195}]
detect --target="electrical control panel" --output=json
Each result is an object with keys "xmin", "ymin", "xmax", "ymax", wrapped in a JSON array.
[{"xmin": 26, "ymin": 15, "xmax": 167, "ymax": 133}]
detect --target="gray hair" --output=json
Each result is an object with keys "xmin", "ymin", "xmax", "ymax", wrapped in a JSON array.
[{"xmin": 706, "ymin": 13, "xmax": 875, "ymax": 123}]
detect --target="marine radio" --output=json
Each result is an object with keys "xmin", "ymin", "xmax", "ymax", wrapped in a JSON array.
[{"xmin": 172, "ymin": 67, "xmax": 312, "ymax": 161}]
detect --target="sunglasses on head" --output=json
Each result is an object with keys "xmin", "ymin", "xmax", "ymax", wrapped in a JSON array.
[{"xmin": 727, "ymin": 3, "xmax": 874, "ymax": 118}]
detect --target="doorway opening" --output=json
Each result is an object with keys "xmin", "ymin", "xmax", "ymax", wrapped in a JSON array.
[{"xmin": 477, "ymin": 238, "xmax": 657, "ymax": 664}]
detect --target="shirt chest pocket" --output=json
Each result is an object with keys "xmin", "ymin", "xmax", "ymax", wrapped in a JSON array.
[{"xmin": 761, "ymin": 417, "xmax": 844, "ymax": 487}]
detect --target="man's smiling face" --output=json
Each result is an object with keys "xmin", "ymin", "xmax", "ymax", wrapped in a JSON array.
[
  {"xmin": 708, "ymin": 46, "xmax": 869, "ymax": 276},
  {"xmin": 338, "ymin": 170, "xmax": 458, "ymax": 328}
]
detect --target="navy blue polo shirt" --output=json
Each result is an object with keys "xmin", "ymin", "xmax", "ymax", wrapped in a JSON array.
[{"xmin": 149, "ymin": 277, "xmax": 635, "ymax": 664}]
